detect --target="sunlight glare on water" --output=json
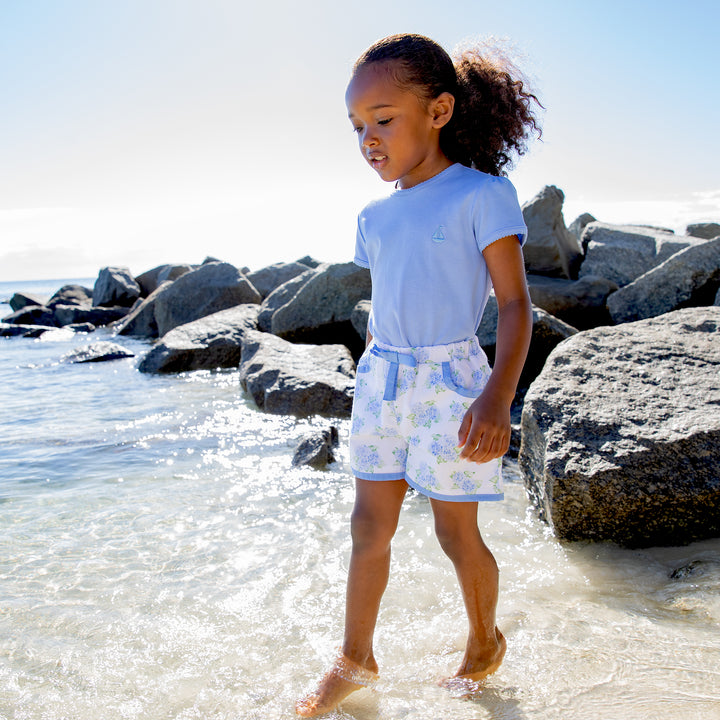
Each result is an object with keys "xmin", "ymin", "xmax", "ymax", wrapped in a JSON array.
[{"xmin": 1, "ymin": 328, "xmax": 719, "ymax": 719}]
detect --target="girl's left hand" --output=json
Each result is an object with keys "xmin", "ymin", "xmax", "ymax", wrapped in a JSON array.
[{"xmin": 457, "ymin": 389, "xmax": 511, "ymax": 464}]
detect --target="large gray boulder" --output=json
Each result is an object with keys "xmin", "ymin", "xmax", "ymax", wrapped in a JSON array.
[
  {"xmin": 257, "ymin": 268, "xmax": 317, "ymax": 332},
  {"xmin": 138, "ymin": 304, "xmax": 260, "ymax": 374},
  {"xmin": 153, "ymin": 262, "xmax": 262, "ymax": 337},
  {"xmin": 135, "ymin": 264, "xmax": 194, "ymax": 296},
  {"xmin": 522, "ymin": 185, "xmax": 582, "ymax": 278},
  {"xmin": 568, "ymin": 212, "xmax": 596, "ymax": 243},
  {"xmin": 52, "ymin": 304, "xmax": 128, "ymax": 327},
  {"xmin": 351, "ymin": 300, "xmax": 371, "ymax": 341},
  {"xmin": 476, "ymin": 293, "xmax": 577, "ymax": 390},
  {"xmin": 686, "ymin": 222, "xmax": 720, "ymax": 240},
  {"xmin": 0, "ymin": 322, "xmax": 52, "ymax": 338},
  {"xmin": 246, "ymin": 261, "xmax": 310, "ymax": 300},
  {"xmin": 607, "ymin": 237, "xmax": 720, "ymax": 324},
  {"xmin": 269, "ymin": 262, "xmax": 372, "ymax": 357},
  {"xmin": 47, "ymin": 284, "xmax": 93, "ymax": 309},
  {"xmin": 527, "ymin": 274, "xmax": 617, "ymax": 329},
  {"xmin": 115, "ymin": 281, "xmax": 173, "ymax": 338},
  {"xmin": 9, "ymin": 292, "xmax": 47, "ymax": 312},
  {"xmin": 579, "ymin": 223, "xmax": 706, "ymax": 287},
  {"xmin": 518, "ymin": 307, "xmax": 720, "ymax": 547},
  {"xmin": 2, "ymin": 305, "xmax": 58, "ymax": 327},
  {"xmin": 238, "ymin": 330, "xmax": 355, "ymax": 417},
  {"xmin": 93, "ymin": 267, "xmax": 141, "ymax": 308}
]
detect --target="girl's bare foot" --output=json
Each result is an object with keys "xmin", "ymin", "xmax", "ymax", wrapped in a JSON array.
[
  {"xmin": 295, "ymin": 653, "xmax": 378, "ymax": 717},
  {"xmin": 441, "ymin": 627, "xmax": 506, "ymax": 694}
]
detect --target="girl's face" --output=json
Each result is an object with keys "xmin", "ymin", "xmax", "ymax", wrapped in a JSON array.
[{"xmin": 345, "ymin": 62, "xmax": 454, "ymax": 189}]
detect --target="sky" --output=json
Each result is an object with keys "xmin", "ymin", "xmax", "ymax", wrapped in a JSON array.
[{"xmin": 1, "ymin": 0, "xmax": 718, "ymax": 281}]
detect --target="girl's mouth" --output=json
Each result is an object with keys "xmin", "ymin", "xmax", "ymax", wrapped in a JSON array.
[{"xmin": 367, "ymin": 153, "xmax": 388, "ymax": 169}]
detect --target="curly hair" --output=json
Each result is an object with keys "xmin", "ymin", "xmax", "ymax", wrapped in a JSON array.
[{"xmin": 353, "ymin": 34, "xmax": 542, "ymax": 176}]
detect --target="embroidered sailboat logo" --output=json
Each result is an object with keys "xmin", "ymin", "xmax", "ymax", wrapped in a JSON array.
[{"xmin": 432, "ymin": 225, "xmax": 446, "ymax": 244}]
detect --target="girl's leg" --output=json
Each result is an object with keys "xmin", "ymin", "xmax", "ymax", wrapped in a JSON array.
[
  {"xmin": 429, "ymin": 498, "xmax": 506, "ymax": 680},
  {"xmin": 296, "ymin": 478, "xmax": 408, "ymax": 717}
]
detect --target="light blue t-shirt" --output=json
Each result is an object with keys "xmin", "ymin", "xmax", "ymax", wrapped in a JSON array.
[{"xmin": 354, "ymin": 163, "xmax": 527, "ymax": 348}]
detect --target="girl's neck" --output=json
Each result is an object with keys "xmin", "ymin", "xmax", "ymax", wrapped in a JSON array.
[{"xmin": 396, "ymin": 155, "xmax": 453, "ymax": 190}]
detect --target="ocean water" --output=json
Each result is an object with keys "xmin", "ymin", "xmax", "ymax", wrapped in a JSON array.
[{"xmin": 1, "ymin": 279, "xmax": 719, "ymax": 720}]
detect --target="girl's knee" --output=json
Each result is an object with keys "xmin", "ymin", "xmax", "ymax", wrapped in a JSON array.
[
  {"xmin": 434, "ymin": 515, "xmax": 488, "ymax": 565},
  {"xmin": 350, "ymin": 504, "xmax": 398, "ymax": 553}
]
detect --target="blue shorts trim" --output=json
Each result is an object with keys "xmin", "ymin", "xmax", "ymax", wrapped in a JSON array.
[
  {"xmin": 406, "ymin": 474, "xmax": 504, "ymax": 503},
  {"xmin": 352, "ymin": 469, "xmax": 406, "ymax": 481}
]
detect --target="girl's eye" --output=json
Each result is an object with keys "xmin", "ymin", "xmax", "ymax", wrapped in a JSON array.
[
  {"xmin": 352, "ymin": 126, "xmax": 363, "ymax": 134},
  {"xmin": 378, "ymin": 118, "xmax": 392, "ymax": 126}
]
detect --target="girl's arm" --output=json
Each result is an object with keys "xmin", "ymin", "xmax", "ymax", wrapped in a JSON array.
[{"xmin": 458, "ymin": 235, "xmax": 532, "ymax": 463}]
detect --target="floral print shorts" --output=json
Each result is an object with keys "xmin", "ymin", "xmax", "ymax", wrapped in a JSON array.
[{"xmin": 349, "ymin": 337, "xmax": 503, "ymax": 502}]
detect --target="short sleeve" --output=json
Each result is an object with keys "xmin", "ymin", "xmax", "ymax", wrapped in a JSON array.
[
  {"xmin": 354, "ymin": 216, "xmax": 370, "ymax": 268},
  {"xmin": 473, "ymin": 176, "xmax": 527, "ymax": 252}
]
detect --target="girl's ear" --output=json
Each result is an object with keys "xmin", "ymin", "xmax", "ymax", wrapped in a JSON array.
[{"xmin": 430, "ymin": 92, "xmax": 455, "ymax": 129}]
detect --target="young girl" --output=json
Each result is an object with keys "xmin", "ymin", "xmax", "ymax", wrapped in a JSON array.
[{"xmin": 296, "ymin": 33, "xmax": 540, "ymax": 717}]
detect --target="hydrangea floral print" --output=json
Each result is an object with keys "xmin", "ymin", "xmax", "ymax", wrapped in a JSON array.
[
  {"xmin": 415, "ymin": 462, "xmax": 439, "ymax": 490},
  {"xmin": 354, "ymin": 444, "xmax": 381, "ymax": 473},
  {"xmin": 392, "ymin": 447, "xmax": 408, "ymax": 467},
  {"xmin": 425, "ymin": 363, "xmax": 445, "ymax": 393},
  {"xmin": 451, "ymin": 470, "xmax": 480, "ymax": 493},
  {"xmin": 449, "ymin": 400, "xmax": 467, "ymax": 422},
  {"xmin": 409, "ymin": 401, "xmax": 440, "ymax": 429},
  {"xmin": 430, "ymin": 433, "xmax": 458, "ymax": 463}
]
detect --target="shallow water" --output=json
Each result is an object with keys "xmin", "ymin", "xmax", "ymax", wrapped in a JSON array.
[{"xmin": 1, "ymin": 288, "xmax": 719, "ymax": 719}]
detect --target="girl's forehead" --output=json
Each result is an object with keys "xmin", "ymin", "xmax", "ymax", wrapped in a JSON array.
[{"xmin": 346, "ymin": 62, "xmax": 414, "ymax": 112}]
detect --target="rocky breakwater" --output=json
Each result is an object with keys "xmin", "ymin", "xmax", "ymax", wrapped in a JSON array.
[
  {"xmin": 518, "ymin": 189, "xmax": 720, "ymax": 546},
  {"xmin": 4, "ymin": 186, "xmax": 719, "ymax": 529},
  {"xmin": 120, "ymin": 257, "xmax": 367, "ymax": 418}
]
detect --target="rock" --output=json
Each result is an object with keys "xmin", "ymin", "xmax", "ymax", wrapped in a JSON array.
[
  {"xmin": 62, "ymin": 341, "xmax": 135, "ymax": 363},
  {"xmin": 269, "ymin": 262, "xmax": 372, "ymax": 358},
  {"xmin": 716, "ymin": 287, "xmax": 720, "ymax": 306},
  {"xmin": 607, "ymin": 237, "xmax": 720, "ymax": 324},
  {"xmin": 246, "ymin": 262, "xmax": 310, "ymax": 300},
  {"xmin": 46, "ymin": 284, "xmax": 93, "ymax": 309},
  {"xmin": 351, "ymin": 299, "xmax": 371, "ymax": 340},
  {"xmin": 153, "ymin": 261, "xmax": 262, "ymax": 337},
  {"xmin": 93, "ymin": 267, "xmax": 141, "ymax": 308},
  {"xmin": 518, "ymin": 307, "xmax": 720, "ymax": 547},
  {"xmin": 527, "ymin": 274, "xmax": 617, "ymax": 329},
  {"xmin": 115, "ymin": 281, "xmax": 173, "ymax": 338},
  {"xmin": 238, "ymin": 330, "xmax": 355, "ymax": 417},
  {"xmin": 0, "ymin": 322, "xmax": 52, "ymax": 338},
  {"xmin": 67, "ymin": 323, "xmax": 96, "ymax": 333},
  {"xmin": 476, "ymin": 294, "xmax": 577, "ymax": 390},
  {"xmin": 568, "ymin": 212, "xmax": 596, "ymax": 242},
  {"xmin": 2, "ymin": 305, "xmax": 58, "ymax": 327},
  {"xmin": 296, "ymin": 255, "xmax": 322, "ymax": 268},
  {"xmin": 292, "ymin": 427, "xmax": 340, "ymax": 468},
  {"xmin": 257, "ymin": 268, "xmax": 316, "ymax": 332},
  {"xmin": 135, "ymin": 264, "xmax": 194, "ymax": 296},
  {"xmin": 669, "ymin": 560, "xmax": 718, "ymax": 580},
  {"xmin": 521, "ymin": 185, "xmax": 582, "ymax": 278},
  {"xmin": 52, "ymin": 304, "xmax": 128, "ymax": 327},
  {"xmin": 686, "ymin": 222, "xmax": 720, "ymax": 240},
  {"xmin": 138, "ymin": 304, "xmax": 260, "ymax": 374},
  {"xmin": 579, "ymin": 223, "xmax": 706, "ymax": 288},
  {"xmin": 9, "ymin": 292, "xmax": 46, "ymax": 312}
]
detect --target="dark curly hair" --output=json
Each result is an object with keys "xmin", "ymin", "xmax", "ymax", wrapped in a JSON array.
[{"xmin": 353, "ymin": 34, "xmax": 542, "ymax": 176}]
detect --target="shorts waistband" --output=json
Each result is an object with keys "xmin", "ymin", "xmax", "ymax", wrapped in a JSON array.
[
  {"xmin": 367, "ymin": 337, "xmax": 482, "ymax": 402},
  {"xmin": 370, "ymin": 337, "xmax": 481, "ymax": 364}
]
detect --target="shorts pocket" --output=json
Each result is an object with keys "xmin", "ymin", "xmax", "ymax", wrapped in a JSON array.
[{"xmin": 441, "ymin": 358, "xmax": 488, "ymax": 398}]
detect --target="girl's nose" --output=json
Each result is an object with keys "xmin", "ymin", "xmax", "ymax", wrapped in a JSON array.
[{"xmin": 360, "ymin": 129, "xmax": 377, "ymax": 148}]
